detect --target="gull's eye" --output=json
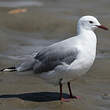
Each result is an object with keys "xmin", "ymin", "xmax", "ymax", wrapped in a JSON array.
[{"xmin": 89, "ymin": 21, "xmax": 93, "ymax": 24}]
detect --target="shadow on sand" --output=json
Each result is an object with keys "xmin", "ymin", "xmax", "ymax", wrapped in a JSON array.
[{"xmin": 0, "ymin": 92, "xmax": 69, "ymax": 102}]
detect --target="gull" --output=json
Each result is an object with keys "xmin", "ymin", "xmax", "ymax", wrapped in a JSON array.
[{"xmin": 1, "ymin": 16, "xmax": 108, "ymax": 101}]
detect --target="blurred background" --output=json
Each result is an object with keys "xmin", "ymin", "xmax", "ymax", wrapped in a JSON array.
[
  {"xmin": 0, "ymin": 0, "xmax": 110, "ymax": 58},
  {"xmin": 0, "ymin": 0, "xmax": 110, "ymax": 110},
  {"xmin": 0, "ymin": 0, "xmax": 110, "ymax": 59}
]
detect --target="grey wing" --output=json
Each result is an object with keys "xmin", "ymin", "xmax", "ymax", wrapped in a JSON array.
[
  {"xmin": 33, "ymin": 45, "xmax": 78, "ymax": 73},
  {"xmin": 16, "ymin": 55, "xmax": 36, "ymax": 72}
]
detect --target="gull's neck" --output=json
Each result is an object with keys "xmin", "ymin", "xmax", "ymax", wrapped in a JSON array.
[
  {"xmin": 77, "ymin": 25, "xmax": 97, "ymax": 43},
  {"xmin": 74, "ymin": 24, "xmax": 97, "ymax": 65},
  {"xmin": 76, "ymin": 24, "xmax": 97, "ymax": 55}
]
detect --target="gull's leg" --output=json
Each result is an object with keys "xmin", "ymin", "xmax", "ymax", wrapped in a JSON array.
[
  {"xmin": 59, "ymin": 81, "xmax": 71, "ymax": 102},
  {"xmin": 67, "ymin": 82, "xmax": 79, "ymax": 99},
  {"xmin": 59, "ymin": 82, "xmax": 63, "ymax": 100}
]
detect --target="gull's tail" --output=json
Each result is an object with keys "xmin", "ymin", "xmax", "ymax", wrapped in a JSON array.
[
  {"xmin": 0, "ymin": 67, "xmax": 16, "ymax": 72},
  {"xmin": 1, "ymin": 57, "xmax": 36, "ymax": 72},
  {"xmin": 0, "ymin": 53, "xmax": 37, "ymax": 72}
]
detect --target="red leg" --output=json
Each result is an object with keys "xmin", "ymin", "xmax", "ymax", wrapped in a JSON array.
[
  {"xmin": 59, "ymin": 82, "xmax": 70, "ymax": 102},
  {"xmin": 67, "ymin": 82, "xmax": 78, "ymax": 99},
  {"xmin": 59, "ymin": 82, "xmax": 63, "ymax": 100}
]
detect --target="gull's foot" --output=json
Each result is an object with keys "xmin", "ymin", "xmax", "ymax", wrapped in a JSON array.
[
  {"xmin": 60, "ymin": 98, "xmax": 72, "ymax": 102},
  {"xmin": 60, "ymin": 96, "xmax": 80, "ymax": 102},
  {"xmin": 70, "ymin": 95, "xmax": 81, "ymax": 99}
]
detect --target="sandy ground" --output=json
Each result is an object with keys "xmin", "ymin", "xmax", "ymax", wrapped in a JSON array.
[
  {"xmin": 0, "ymin": 0, "xmax": 110, "ymax": 110},
  {"xmin": 0, "ymin": 59, "xmax": 110, "ymax": 110}
]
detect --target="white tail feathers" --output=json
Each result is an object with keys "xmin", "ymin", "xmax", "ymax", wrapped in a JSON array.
[{"xmin": 1, "ymin": 67, "xmax": 16, "ymax": 72}]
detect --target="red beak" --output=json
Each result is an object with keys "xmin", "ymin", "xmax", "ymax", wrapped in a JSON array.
[{"xmin": 97, "ymin": 25, "xmax": 108, "ymax": 30}]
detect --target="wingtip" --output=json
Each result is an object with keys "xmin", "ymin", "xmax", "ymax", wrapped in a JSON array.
[
  {"xmin": 0, "ymin": 68, "xmax": 4, "ymax": 71},
  {"xmin": 0, "ymin": 67, "xmax": 16, "ymax": 72}
]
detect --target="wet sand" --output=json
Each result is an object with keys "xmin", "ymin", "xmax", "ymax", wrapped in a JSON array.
[{"xmin": 0, "ymin": 0, "xmax": 110, "ymax": 110}]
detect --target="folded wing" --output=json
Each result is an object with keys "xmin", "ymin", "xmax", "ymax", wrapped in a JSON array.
[{"xmin": 34, "ymin": 44, "xmax": 78, "ymax": 73}]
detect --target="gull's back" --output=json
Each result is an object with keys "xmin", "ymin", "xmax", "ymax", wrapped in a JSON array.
[{"xmin": 33, "ymin": 36, "xmax": 79, "ymax": 74}]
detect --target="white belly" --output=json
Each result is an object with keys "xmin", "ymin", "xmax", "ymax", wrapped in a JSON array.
[
  {"xmin": 39, "ymin": 54, "xmax": 95, "ymax": 85},
  {"xmin": 39, "ymin": 43, "xmax": 96, "ymax": 85}
]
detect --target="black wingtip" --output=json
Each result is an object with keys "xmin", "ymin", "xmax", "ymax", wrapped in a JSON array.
[
  {"xmin": 0, "ymin": 68, "xmax": 4, "ymax": 71},
  {"xmin": 0, "ymin": 67, "xmax": 16, "ymax": 72}
]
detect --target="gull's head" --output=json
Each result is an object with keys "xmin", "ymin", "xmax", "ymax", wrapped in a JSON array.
[{"xmin": 77, "ymin": 16, "xmax": 108, "ymax": 32}]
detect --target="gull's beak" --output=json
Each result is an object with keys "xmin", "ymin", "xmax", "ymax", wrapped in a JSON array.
[{"xmin": 97, "ymin": 25, "xmax": 109, "ymax": 30}]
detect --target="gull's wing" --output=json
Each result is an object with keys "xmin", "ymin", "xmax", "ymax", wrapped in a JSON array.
[{"xmin": 34, "ymin": 39, "xmax": 78, "ymax": 73}]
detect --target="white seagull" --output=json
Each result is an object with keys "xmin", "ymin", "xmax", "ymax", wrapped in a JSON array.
[{"xmin": 1, "ymin": 16, "xmax": 108, "ymax": 101}]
